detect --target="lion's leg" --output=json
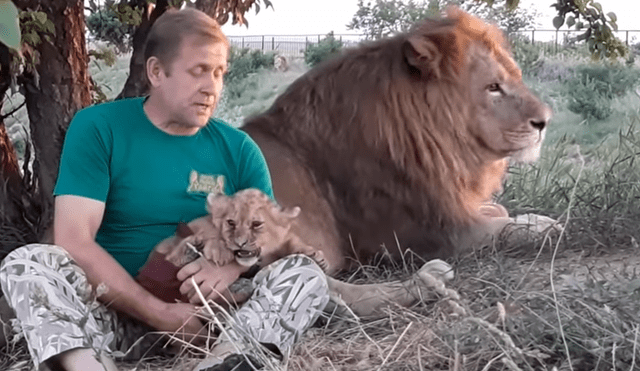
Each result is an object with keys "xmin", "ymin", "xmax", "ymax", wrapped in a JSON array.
[{"xmin": 325, "ymin": 259, "xmax": 459, "ymax": 318}]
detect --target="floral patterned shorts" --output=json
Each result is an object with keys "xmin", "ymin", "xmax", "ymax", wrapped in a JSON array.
[{"xmin": 0, "ymin": 244, "xmax": 329, "ymax": 369}]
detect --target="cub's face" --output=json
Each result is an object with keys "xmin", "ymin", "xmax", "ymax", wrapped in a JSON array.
[
  {"xmin": 208, "ymin": 189, "xmax": 301, "ymax": 267},
  {"xmin": 218, "ymin": 201, "xmax": 265, "ymax": 267},
  {"xmin": 468, "ymin": 43, "xmax": 551, "ymax": 163}
]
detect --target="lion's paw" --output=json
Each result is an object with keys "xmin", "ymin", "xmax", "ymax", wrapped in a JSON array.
[
  {"xmin": 417, "ymin": 259, "xmax": 454, "ymax": 282},
  {"xmin": 415, "ymin": 259, "xmax": 462, "ymax": 304},
  {"xmin": 510, "ymin": 213, "xmax": 563, "ymax": 234}
]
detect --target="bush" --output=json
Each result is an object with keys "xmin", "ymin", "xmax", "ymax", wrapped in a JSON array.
[
  {"xmin": 304, "ymin": 32, "xmax": 343, "ymax": 68},
  {"xmin": 226, "ymin": 47, "xmax": 274, "ymax": 83},
  {"xmin": 563, "ymin": 64, "xmax": 640, "ymax": 120},
  {"xmin": 225, "ymin": 47, "xmax": 275, "ymax": 99},
  {"xmin": 86, "ymin": 8, "xmax": 133, "ymax": 53},
  {"xmin": 511, "ymin": 36, "xmax": 544, "ymax": 75}
]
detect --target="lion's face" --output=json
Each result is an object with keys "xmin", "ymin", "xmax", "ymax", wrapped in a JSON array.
[
  {"xmin": 467, "ymin": 44, "xmax": 551, "ymax": 163},
  {"xmin": 207, "ymin": 189, "xmax": 301, "ymax": 267}
]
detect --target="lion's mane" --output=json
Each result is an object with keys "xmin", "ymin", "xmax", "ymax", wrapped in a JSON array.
[{"xmin": 242, "ymin": 8, "xmax": 539, "ymax": 263}]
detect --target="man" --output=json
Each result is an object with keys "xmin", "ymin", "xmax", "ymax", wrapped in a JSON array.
[{"xmin": 0, "ymin": 8, "xmax": 329, "ymax": 371}]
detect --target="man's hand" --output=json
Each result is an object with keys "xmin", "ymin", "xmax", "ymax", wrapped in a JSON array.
[
  {"xmin": 177, "ymin": 257, "xmax": 249, "ymax": 304},
  {"xmin": 154, "ymin": 302, "xmax": 207, "ymax": 345}
]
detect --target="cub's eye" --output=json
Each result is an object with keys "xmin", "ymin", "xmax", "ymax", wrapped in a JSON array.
[
  {"xmin": 487, "ymin": 83, "xmax": 502, "ymax": 93},
  {"xmin": 226, "ymin": 219, "xmax": 236, "ymax": 228},
  {"xmin": 251, "ymin": 221, "xmax": 264, "ymax": 229}
]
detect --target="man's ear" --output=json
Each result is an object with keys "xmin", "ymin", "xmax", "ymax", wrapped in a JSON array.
[{"xmin": 146, "ymin": 56, "xmax": 165, "ymax": 87}]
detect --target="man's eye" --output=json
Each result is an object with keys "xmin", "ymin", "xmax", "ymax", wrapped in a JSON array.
[{"xmin": 190, "ymin": 66, "xmax": 204, "ymax": 76}]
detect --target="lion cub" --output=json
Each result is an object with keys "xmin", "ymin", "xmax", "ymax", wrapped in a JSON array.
[{"xmin": 151, "ymin": 188, "xmax": 327, "ymax": 270}]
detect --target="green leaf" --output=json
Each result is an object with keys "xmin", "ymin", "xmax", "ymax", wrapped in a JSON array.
[
  {"xmin": 553, "ymin": 15, "xmax": 565, "ymax": 30},
  {"xmin": 609, "ymin": 20, "xmax": 618, "ymax": 32},
  {"xmin": 607, "ymin": 12, "xmax": 617, "ymax": 22},
  {"xmin": 591, "ymin": 2, "xmax": 602, "ymax": 13},
  {"xmin": 567, "ymin": 15, "xmax": 575, "ymax": 28},
  {"xmin": 0, "ymin": 0, "xmax": 21, "ymax": 51},
  {"xmin": 35, "ymin": 11, "xmax": 47, "ymax": 26}
]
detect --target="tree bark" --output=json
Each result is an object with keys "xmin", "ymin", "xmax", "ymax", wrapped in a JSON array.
[
  {"xmin": 116, "ymin": 0, "xmax": 172, "ymax": 99},
  {"xmin": 0, "ymin": 0, "xmax": 92, "ymax": 252},
  {"xmin": 22, "ymin": 1, "xmax": 92, "ymax": 204}
]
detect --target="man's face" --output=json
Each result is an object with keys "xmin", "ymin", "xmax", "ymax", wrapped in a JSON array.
[{"xmin": 156, "ymin": 37, "xmax": 228, "ymax": 131}]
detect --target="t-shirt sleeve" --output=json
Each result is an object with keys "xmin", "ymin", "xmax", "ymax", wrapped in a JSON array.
[
  {"xmin": 237, "ymin": 134, "xmax": 274, "ymax": 200},
  {"xmin": 53, "ymin": 109, "xmax": 111, "ymax": 202}
]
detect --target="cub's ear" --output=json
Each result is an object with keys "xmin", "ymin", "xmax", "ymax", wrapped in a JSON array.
[
  {"xmin": 403, "ymin": 19, "xmax": 457, "ymax": 79},
  {"xmin": 281, "ymin": 206, "xmax": 301, "ymax": 219},
  {"xmin": 206, "ymin": 192, "xmax": 230, "ymax": 218}
]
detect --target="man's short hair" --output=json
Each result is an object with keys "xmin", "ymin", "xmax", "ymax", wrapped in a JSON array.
[{"xmin": 144, "ymin": 8, "xmax": 229, "ymax": 75}]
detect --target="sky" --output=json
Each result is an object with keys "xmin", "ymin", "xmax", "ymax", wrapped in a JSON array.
[{"xmin": 220, "ymin": 0, "xmax": 640, "ymax": 36}]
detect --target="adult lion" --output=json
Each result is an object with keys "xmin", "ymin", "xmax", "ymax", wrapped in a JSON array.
[{"xmin": 242, "ymin": 7, "xmax": 551, "ymax": 273}]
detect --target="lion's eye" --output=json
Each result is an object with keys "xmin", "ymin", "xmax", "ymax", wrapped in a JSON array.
[
  {"xmin": 251, "ymin": 221, "xmax": 264, "ymax": 229},
  {"xmin": 487, "ymin": 83, "xmax": 502, "ymax": 94},
  {"xmin": 226, "ymin": 219, "xmax": 236, "ymax": 228}
]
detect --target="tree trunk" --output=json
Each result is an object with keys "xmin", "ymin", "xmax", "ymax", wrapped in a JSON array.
[
  {"xmin": 22, "ymin": 1, "xmax": 92, "ymax": 203},
  {"xmin": 0, "ymin": 0, "xmax": 92, "ymax": 252},
  {"xmin": 116, "ymin": 0, "xmax": 172, "ymax": 99}
]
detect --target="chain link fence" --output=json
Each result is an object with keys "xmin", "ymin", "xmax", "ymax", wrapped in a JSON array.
[{"xmin": 228, "ymin": 30, "xmax": 640, "ymax": 58}]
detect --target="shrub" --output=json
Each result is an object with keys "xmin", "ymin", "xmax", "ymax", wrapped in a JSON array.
[
  {"xmin": 304, "ymin": 32, "xmax": 343, "ymax": 68},
  {"xmin": 86, "ymin": 8, "xmax": 133, "ymax": 53},
  {"xmin": 511, "ymin": 36, "xmax": 544, "ymax": 75},
  {"xmin": 225, "ymin": 47, "xmax": 275, "ymax": 99},
  {"xmin": 563, "ymin": 64, "xmax": 640, "ymax": 120},
  {"xmin": 226, "ymin": 47, "xmax": 274, "ymax": 84}
]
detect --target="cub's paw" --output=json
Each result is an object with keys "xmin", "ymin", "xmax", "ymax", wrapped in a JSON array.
[
  {"xmin": 203, "ymin": 241, "xmax": 236, "ymax": 266},
  {"xmin": 308, "ymin": 250, "xmax": 329, "ymax": 272}
]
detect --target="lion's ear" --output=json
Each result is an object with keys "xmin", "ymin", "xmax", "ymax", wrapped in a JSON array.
[
  {"xmin": 206, "ymin": 192, "xmax": 230, "ymax": 218},
  {"xmin": 403, "ymin": 19, "xmax": 458, "ymax": 79}
]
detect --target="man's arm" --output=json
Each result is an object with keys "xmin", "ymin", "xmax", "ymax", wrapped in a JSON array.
[{"xmin": 54, "ymin": 195, "xmax": 203, "ymax": 336}]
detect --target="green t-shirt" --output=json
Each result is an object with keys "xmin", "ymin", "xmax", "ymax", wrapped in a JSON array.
[{"xmin": 54, "ymin": 97, "xmax": 273, "ymax": 276}]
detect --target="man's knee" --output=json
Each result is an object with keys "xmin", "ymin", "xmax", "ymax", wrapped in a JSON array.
[
  {"xmin": 0, "ymin": 244, "xmax": 75, "ymax": 297},
  {"xmin": 255, "ymin": 254, "xmax": 329, "ymax": 294}
]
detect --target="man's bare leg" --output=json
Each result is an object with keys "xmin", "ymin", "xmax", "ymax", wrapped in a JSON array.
[{"xmin": 41, "ymin": 348, "xmax": 118, "ymax": 371}]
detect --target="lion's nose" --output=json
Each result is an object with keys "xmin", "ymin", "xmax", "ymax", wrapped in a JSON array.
[
  {"xmin": 529, "ymin": 104, "xmax": 552, "ymax": 132},
  {"xmin": 529, "ymin": 119, "xmax": 547, "ymax": 131},
  {"xmin": 235, "ymin": 238, "xmax": 248, "ymax": 248}
]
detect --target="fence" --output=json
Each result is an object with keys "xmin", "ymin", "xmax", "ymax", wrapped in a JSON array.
[
  {"xmin": 511, "ymin": 29, "xmax": 640, "ymax": 55},
  {"xmin": 228, "ymin": 30, "xmax": 640, "ymax": 58},
  {"xmin": 227, "ymin": 34, "xmax": 364, "ymax": 57}
]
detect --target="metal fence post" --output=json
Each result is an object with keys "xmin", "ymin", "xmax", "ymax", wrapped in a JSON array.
[
  {"xmin": 531, "ymin": 30, "xmax": 535, "ymax": 44},
  {"xmin": 272, "ymin": 37, "xmax": 275, "ymax": 51},
  {"xmin": 242, "ymin": 37, "xmax": 245, "ymax": 49},
  {"xmin": 626, "ymin": 31, "xmax": 629, "ymax": 46},
  {"xmin": 555, "ymin": 30, "xmax": 558, "ymax": 53},
  {"xmin": 261, "ymin": 35, "xmax": 264, "ymax": 52}
]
